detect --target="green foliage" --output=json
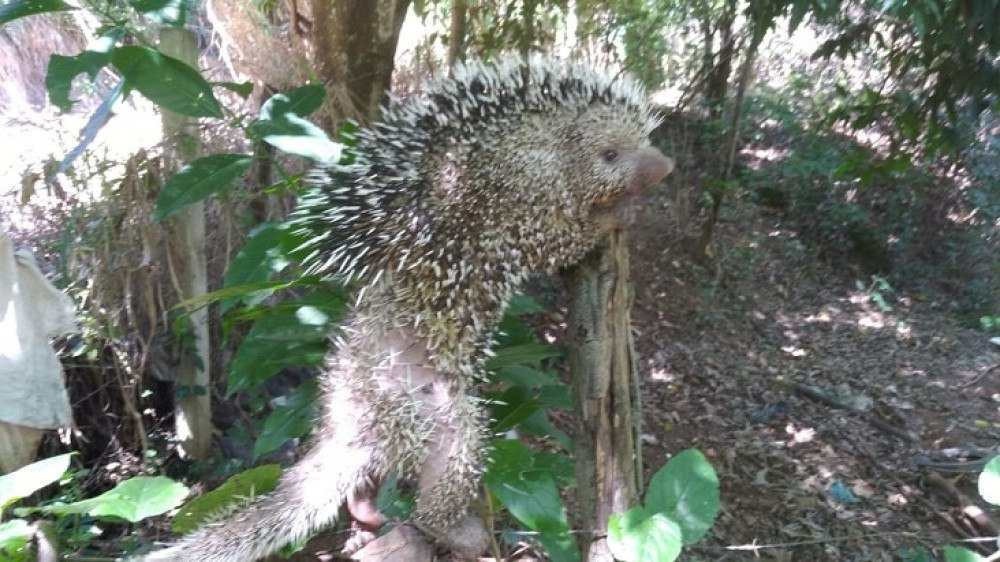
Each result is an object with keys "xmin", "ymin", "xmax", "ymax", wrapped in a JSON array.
[
  {"xmin": 171, "ymin": 465, "xmax": 281, "ymax": 534},
  {"xmin": 979, "ymin": 455, "xmax": 1000, "ymax": 506},
  {"xmin": 943, "ymin": 546, "xmax": 986, "ymax": 562},
  {"xmin": 607, "ymin": 449, "xmax": 720, "ymax": 562},
  {"xmin": 645, "ymin": 449, "xmax": 720, "ymax": 544},
  {"xmin": 128, "ymin": 0, "xmax": 192, "ymax": 26},
  {"xmin": 0, "ymin": 455, "xmax": 188, "ymax": 557},
  {"xmin": 253, "ymin": 381, "xmax": 319, "ymax": 459},
  {"xmin": 248, "ymin": 85, "xmax": 341, "ymax": 162},
  {"xmin": 153, "ymin": 154, "xmax": 253, "ymax": 220},
  {"xmin": 608, "ymin": 509, "xmax": 682, "ymax": 562},
  {"xmin": 0, "ymin": 0, "xmax": 72, "ymax": 26},
  {"xmin": 227, "ymin": 290, "xmax": 347, "ymax": 394},
  {"xmin": 486, "ymin": 440, "xmax": 579, "ymax": 562},
  {"xmin": 111, "ymin": 46, "xmax": 223, "ymax": 118},
  {"xmin": 21, "ymin": 476, "xmax": 189, "ymax": 522},
  {"xmin": 0, "ymin": 454, "xmax": 72, "ymax": 513},
  {"xmin": 0, "ymin": 519, "xmax": 33, "ymax": 561},
  {"xmin": 46, "ymin": 35, "xmax": 118, "ymax": 112}
]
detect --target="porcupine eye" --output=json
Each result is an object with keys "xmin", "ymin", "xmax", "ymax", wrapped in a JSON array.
[{"xmin": 601, "ymin": 149, "xmax": 619, "ymax": 163}]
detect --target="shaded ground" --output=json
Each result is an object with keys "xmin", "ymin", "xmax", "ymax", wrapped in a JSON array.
[{"xmin": 629, "ymin": 190, "xmax": 999, "ymax": 560}]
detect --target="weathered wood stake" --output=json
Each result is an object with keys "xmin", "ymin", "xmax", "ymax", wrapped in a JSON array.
[{"xmin": 565, "ymin": 228, "xmax": 643, "ymax": 562}]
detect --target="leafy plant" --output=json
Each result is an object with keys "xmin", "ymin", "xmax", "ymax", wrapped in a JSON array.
[
  {"xmin": 607, "ymin": 449, "xmax": 720, "ymax": 562},
  {"xmin": 0, "ymin": 454, "xmax": 188, "ymax": 559}
]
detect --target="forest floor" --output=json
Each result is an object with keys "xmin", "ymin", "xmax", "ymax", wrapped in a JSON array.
[{"xmin": 627, "ymin": 187, "xmax": 999, "ymax": 561}]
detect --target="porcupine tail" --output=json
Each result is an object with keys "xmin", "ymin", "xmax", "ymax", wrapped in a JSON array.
[{"xmin": 134, "ymin": 438, "xmax": 380, "ymax": 562}]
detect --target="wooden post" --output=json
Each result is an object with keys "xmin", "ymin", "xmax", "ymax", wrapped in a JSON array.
[
  {"xmin": 565, "ymin": 228, "xmax": 643, "ymax": 562},
  {"xmin": 159, "ymin": 27, "xmax": 213, "ymax": 460}
]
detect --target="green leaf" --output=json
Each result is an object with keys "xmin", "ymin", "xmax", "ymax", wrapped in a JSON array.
[
  {"xmin": 645, "ymin": 449, "xmax": 720, "ymax": 544},
  {"xmin": 46, "ymin": 51, "xmax": 111, "ymax": 111},
  {"xmin": 128, "ymin": 0, "xmax": 191, "ymax": 26},
  {"xmin": 32, "ymin": 476, "xmax": 188, "ymax": 522},
  {"xmin": 485, "ymin": 440, "xmax": 579, "ymax": 562},
  {"xmin": 154, "ymin": 154, "xmax": 252, "ymax": 220},
  {"xmin": 260, "ymin": 85, "xmax": 326, "ymax": 119},
  {"xmin": 607, "ymin": 508, "xmax": 682, "ymax": 562},
  {"xmin": 253, "ymin": 381, "xmax": 318, "ymax": 459},
  {"xmin": 228, "ymin": 291, "xmax": 346, "ymax": 394},
  {"xmin": 221, "ymin": 222, "xmax": 308, "ymax": 310},
  {"xmin": 248, "ymin": 85, "xmax": 339, "ymax": 161},
  {"xmin": 486, "ymin": 342, "xmax": 562, "ymax": 371},
  {"xmin": 0, "ymin": 0, "xmax": 72, "ymax": 26},
  {"xmin": 214, "ymin": 80, "xmax": 254, "ymax": 98},
  {"xmin": 490, "ymin": 386, "xmax": 542, "ymax": 432},
  {"xmin": 171, "ymin": 465, "xmax": 281, "ymax": 534},
  {"xmin": 376, "ymin": 475, "xmax": 415, "ymax": 520},
  {"xmin": 111, "ymin": 45, "xmax": 222, "ymax": 118},
  {"xmin": 0, "ymin": 519, "xmax": 32, "ymax": 557},
  {"xmin": 943, "ymin": 546, "xmax": 985, "ymax": 562},
  {"xmin": 979, "ymin": 455, "xmax": 1000, "ymax": 505},
  {"xmin": 247, "ymin": 115, "xmax": 341, "ymax": 162},
  {"xmin": 0, "ymin": 453, "xmax": 72, "ymax": 510}
]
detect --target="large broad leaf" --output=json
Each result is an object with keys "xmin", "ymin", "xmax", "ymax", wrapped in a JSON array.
[
  {"xmin": 943, "ymin": 546, "xmax": 985, "ymax": 562},
  {"xmin": 111, "ymin": 45, "xmax": 222, "ymax": 118},
  {"xmin": 0, "ymin": 519, "xmax": 33, "ymax": 559},
  {"xmin": 979, "ymin": 455, "xmax": 999, "ymax": 505},
  {"xmin": 228, "ymin": 291, "xmax": 346, "ymax": 394},
  {"xmin": 154, "ymin": 154, "xmax": 252, "ymax": 220},
  {"xmin": 0, "ymin": 0, "xmax": 72, "ymax": 25},
  {"xmin": 31, "ymin": 476, "xmax": 188, "ymax": 522},
  {"xmin": 0, "ymin": 453, "xmax": 72, "ymax": 510},
  {"xmin": 645, "ymin": 449, "xmax": 720, "ymax": 544},
  {"xmin": 607, "ymin": 507, "xmax": 682, "ymax": 562},
  {"xmin": 171, "ymin": 465, "xmax": 281, "ymax": 534},
  {"xmin": 485, "ymin": 440, "xmax": 579, "ymax": 562},
  {"xmin": 253, "ymin": 381, "xmax": 318, "ymax": 459}
]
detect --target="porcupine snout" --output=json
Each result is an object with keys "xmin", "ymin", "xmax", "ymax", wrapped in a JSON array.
[{"xmin": 628, "ymin": 146, "xmax": 674, "ymax": 194}]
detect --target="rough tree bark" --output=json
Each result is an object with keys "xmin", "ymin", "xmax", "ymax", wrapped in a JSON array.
[
  {"xmin": 565, "ymin": 229, "xmax": 643, "ymax": 562},
  {"xmin": 159, "ymin": 27, "xmax": 213, "ymax": 460},
  {"xmin": 309, "ymin": 0, "xmax": 411, "ymax": 125},
  {"xmin": 446, "ymin": 0, "xmax": 468, "ymax": 71}
]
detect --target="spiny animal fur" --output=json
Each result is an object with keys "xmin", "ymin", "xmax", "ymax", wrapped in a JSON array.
[{"xmin": 135, "ymin": 54, "xmax": 671, "ymax": 562}]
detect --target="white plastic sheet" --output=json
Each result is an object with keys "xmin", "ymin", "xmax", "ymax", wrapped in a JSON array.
[{"xmin": 0, "ymin": 234, "xmax": 77, "ymax": 429}]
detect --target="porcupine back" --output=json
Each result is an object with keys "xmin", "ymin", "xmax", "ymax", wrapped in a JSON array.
[{"xmin": 289, "ymin": 55, "xmax": 655, "ymax": 288}]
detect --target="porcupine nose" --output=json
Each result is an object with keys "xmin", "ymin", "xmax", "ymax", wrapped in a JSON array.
[{"xmin": 629, "ymin": 147, "xmax": 674, "ymax": 193}]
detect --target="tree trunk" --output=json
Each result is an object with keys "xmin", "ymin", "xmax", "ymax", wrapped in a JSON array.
[
  {"xmin": 159, "ymin": 27, "xmax": 213, "ymax": 460},
  {"xmin": 696, "ymin": 28, "xmax": 762, "ymax": 259},
  {"xmin": 520, "ymin": 0, "xmax": 537, "ymax": 58},
  {"xmin": 446, "ymin": 0, "xmax": 467, "ymax": 72},
  {"xmin": 309, "ymin": 0, "xmax": 411, "ymax": 125},
  {"xmin": 704, "ymin": 0, "xmax": 736, "ymax": 120},
  {"xmin": 565, "ymin": 229, "xmax": 642, "ymax": 562}
]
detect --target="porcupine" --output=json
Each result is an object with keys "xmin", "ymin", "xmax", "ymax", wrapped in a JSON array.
[{"xmin": 137, "ymin": 55, "xmax": 673, "ymax": 562}]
